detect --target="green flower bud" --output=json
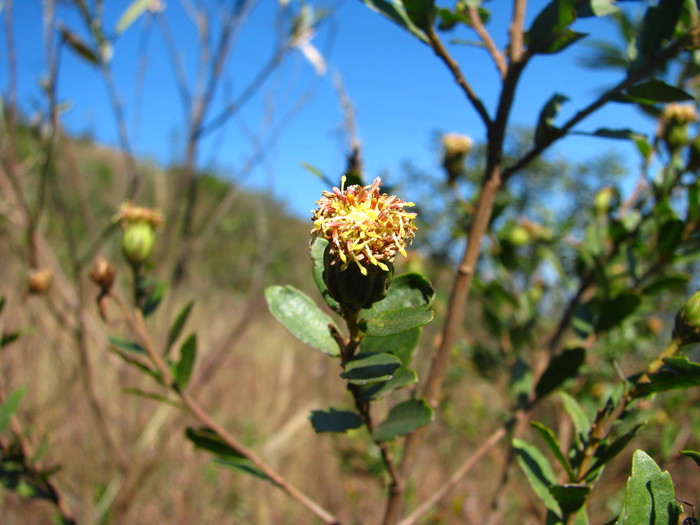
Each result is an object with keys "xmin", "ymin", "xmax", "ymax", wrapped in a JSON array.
[
  {"xmin": 123, "ymin": 222, "xmax": 156, "ymax": 265},
  {"xmin": 673, "ymin": 290, "xmax": 700, "ymax": 345},
  {"xmin": 507, "ymin": 225, "xmax": 531, "ymax": 246},
  {"xmin": 322, "ymin": 244, "xmax": 393, "ymax": 311},
  {"xmin": 593, "ymin": 187, "xmax": 619, "ymax": 216}
]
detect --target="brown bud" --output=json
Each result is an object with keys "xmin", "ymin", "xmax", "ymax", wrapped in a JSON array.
[
  {"xmin": 27, "ymin": 267, "xmax": 54, "ymax": 294},
  {"xmin": 91, "ymin": 257, "xmax": 116, "ymax": 292}
]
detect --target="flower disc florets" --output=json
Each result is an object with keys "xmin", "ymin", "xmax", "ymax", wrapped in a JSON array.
[{"xmin": 311, "ymin": 177, "xmax": 417, "ymax": 275}]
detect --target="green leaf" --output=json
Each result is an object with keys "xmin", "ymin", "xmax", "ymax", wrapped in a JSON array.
[
  {"xmin": 108, "ymin": 336, "xmax": 146, "ymax": 354},
  {"xmin": 361, "ymin": 0, "xmax": 429, "ymax": 42},
  {"xmin": 359, "ymin": 367, "xmax": 418, "ymax": 401},
  {"xmin": 122, "ymin": 387, "xmax": 182, "ymax": 408},
  {"xmin": 624, "ymin": 80, "xmax": 694, "ymax": 105},
  {"xmin": 401, "ymin": 0, "xmax": 436, "ymax": 31},
  {"xmin": 560, "ymin": 391, "xmax": 591, "ymax": 439},
  {"xmin": 116, "ymin": 0, "xmax": 152, "ymax": 35},
  {"xmin": 585, "ymin": 424, "xmax": 644, "ymax": 481},
  {"xmin": 174, "ymin": 334, "xmax": 197, "ymax": 390},
  {"xmin": 549, "ymin": 485, "xmax": 591, "ymax": 515},
  {"xmin": 310, "ymin": 238, "xmax": 341, "ymax": 313},
  {"xmin": 531, "ymin": 421, "xmax": 574, "ymax": 480},
  {"xmin": 214, "ymin": 456, "xmax": 270, "ymax": 482},
  {"xmin": 108, "ymin": 348, "xmax": 161, "ymax": 383},
  {"xmin": 309, "ymin": 408, "xmax": 364, "ymax": 433},
  {"xmin": 615, "ymin": 450, "xmax": 679, "ymax": 525},
  {"xmin": 641, "ymin": 275, "xmax": 690, "ymax": 296},
  {"xmin": 142, "ymin": 281, "xmax": 166, "ymax": 317},
  {"xmin": 0, "ymin": 296, "xmax": 5, "ymax": 314},
  {"xmin": 372, "ymin": 398, "xmax": 433, "ymax": 443},
  {"xmin": 576, "ymin": 0, "xmax": 619, "ymax": 17},
  {"xmin": 527, "ymin": 0, "xmax": 583, "ymax": 55},
  {"xmin": 576, "ymin": 128, "xmax": 646, "ymax": 141},
  {"xmin": 680, "ymin": 449, "xmax": 700, "ymax": 467},
  {"xmin": 264, "ymin": 285, "xmax": 340, "ymax": 356},
  {"xmin": 341, "ymin": 352, "xmax": 402, "ymax": 385},
  {"xmin": 513, "ymin": 437, "xmax": 561, "ymax": 515},
  {"xmin": 166, "ymin": 301, "xmax": 194, "ymax": 356},
  {"xmin": 363, "ymin": 307, "xmax": 433, "ymax": 336},
  {"xmin": 59, "ymin": 26, "xmax": 100, "ymax": 65},
  {"xmin": 1, "ymin": 331, "xmax": 20, "ymax": 349},
  {"xmin": 186, "ymin": 428, "xmax": 270, "ymax": 481},
  {"xmin": 632, "ymin": 357, "xmax": 700, "ymax": 397},
  {"xmin": 535, "ymin": 93, "xmax": 569, "ymax": 147},
  {"xmin": 535, "ymin": 347, "xmax": 586, "ymax": 399},
  {"xmin": 658, "ymin": 218, "xmax": 684, "ymax": 255},
  {"xmin": 595, "ymin": 292, "xmax": 641, "ymax": 333},
  {"xmin": 0, "ymin": 387, "xmax": 25, "ymax": 434},
  {"xmin": 635, "ymin": 0, "xmax": 684, "ymax": 63},
  {"xmin": 361, "ymin": 327, "xmax": 421, "ymax": 368},
  {"xmin": 364, "ymin": 272, "xmax": 435, "ymax": 319}
]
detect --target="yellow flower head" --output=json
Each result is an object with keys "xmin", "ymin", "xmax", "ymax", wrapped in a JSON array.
[
  {"xmin": 662, "ymin": 103, "xmax": 698, "ymax": 125},
  {"xmin": 311, "ymin": 177, "xmax": 417, "ymax": 275},
  {"xmin": 114, "ymin": 201, "xmax": 164, "ymax": 229}
]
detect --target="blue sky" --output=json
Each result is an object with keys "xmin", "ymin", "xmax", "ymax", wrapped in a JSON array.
[{"xmin": 5, "ymin": 1, "xmax": 655, "ymax": 218}]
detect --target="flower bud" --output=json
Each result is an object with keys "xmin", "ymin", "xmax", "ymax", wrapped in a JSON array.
[
  {"xmin": 90, "ymin": 257, "xmax": 116, "ymax": 292},
  {"xmin": 593, "ymin": 187, "xmax": 619, "ymax": 216},
  {"xmin": 27, "ymin": 267, "xmax": 54, "ymax": 294},
  {"xmin": 673, "ymin": 290, "xmax": 700, "ymax": 344},
  {"xmin": 114, "ymin": 201, "xmax": 164, "ymax": 267},
  {"xmin": 661, "ymin": 103, "xmax": 698, "ymax": 154},
  {"xmin": 441, "ymin": 133, "xmax": 473, "ymax": 186},
  {"xmin": 322, "ymin": 244, "xmax": 393, "ymax": 311}
]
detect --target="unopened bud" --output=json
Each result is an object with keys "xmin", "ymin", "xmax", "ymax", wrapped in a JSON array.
[
  {"xmin": 441, "ymin": 133, "xmax": 472, "ymax": 185},
  {"xmin": 593, "ymin": 187, "xmax": 619, "ymax": 216},
  {"xmin": 27, "ymin": 267, "xmax": 54, "ymax": 294},
  {"xmin": 114, "ymin": 201, "xmax": 164, "ymax": 266},
  {"xmin": 90, "ymin": 257, "xmax": 116, "ymax": 292},
  {"xmin": 661, "ymin": 103, "xmax": 698, "ymax": 154},
  {"xmin": 673, "ymin": 290, "xmax": 700, "ymax": 344}
]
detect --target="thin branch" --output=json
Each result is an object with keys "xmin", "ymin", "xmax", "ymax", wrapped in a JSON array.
[
  {"xmin": 509, "ymin": 0, "xmax": 527, "ymax": 63},
  {"xmin": 468, "ymin": 6, "xmax": 507, "ymax": 78}
]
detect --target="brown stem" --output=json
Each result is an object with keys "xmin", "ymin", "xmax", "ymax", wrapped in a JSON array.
[{"xmin": 468, "ymin": 6, "xmax": 506, "ymax": 78}]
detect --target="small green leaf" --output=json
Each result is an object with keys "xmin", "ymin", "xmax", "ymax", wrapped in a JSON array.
[
  {"xmin": 527, "ymin": 0, "xmax": 583, "ymax": 55},
  {"xmin": 166, "ymin": 301, "xmax": 194, "ymax": 356},
  {"xmin": 122, "ymin": 388, "xmax": 182, "ymax": 408},
  {"xmin": 615, "ymin": 450, "xmax": 679, "ymax": 525},
  {"xmin": 363, "ymin": 307, "xmax": 433, "ymax": 337},
  {"xmin": 359, "ymin": 367, "xmax": 418, "ymax": 401},
  {"xmin": 361, "ymin": 0, "xmax": 429, "ymax": 43},
  {"xmin": 513, "ymin": 437, "xmax": 561, "ymax": 515},
  {"xmin": 577, "ymin": 128, "xmax": 646, "ymax": 142},
  {"xmin": 108, "ymin": 336, "xmax": 146, "ymax": 354},
  {"xmin": 535, "ymin": 347, "xmax": 586, "ymax": 399},
  {"xmin": 560, "ymin": 391, "xmax": 591, "ymax": 440},
  {"xmin": 585, "ymin": 424, "xmax": 644, "ymax": 481},
  {"xmin": 341, "ymin": 352, "xmax": 402, "ymax": 385},
  {"xmin": 535, "ymin": 93, "xmax": 569, "ymax": 147},
  {"xmin": 549, "ymin": 485, "xmax": 590, "ymax": 515},
  {"xmin": 401, "ymin": 0, "xmax": 436, "ymax": 31},
  {"xmin": 174, "ymin": 334, "xmax": 197, "ymax": 389},
  {"xmin": 0, "ymin": 296, "xmax": 5, "ymax": 313},
  {"xmin": 142, "ymin": 281, "xmax": 166, "ymax": 317},
  {"xmin": 116, "ymin": 0, "xmax": 152, "ymax": 35},
  {"xmin": 531, "ymin": 421, "xmax": 573, "ymax": 480},
  {"xmin": 0, "ymin": 387, "xmax": 25, "ymax": 434},
  {"xmin": 680, "ymin": 449, "xmax": 700, "ymax": 467},
  {"xmin": 309, "ymin": 408, "xmax": 364, "ymax": 433},
  {"xmin": 185, "ymin": 428, "xmax": 269, "ymax": 481},
  {"xmin": 1, "ymin": 331, "xmax": 20, "ymax": 349},
  {"xmin": 595, "ymin": 292, "xmax": 641, "ymax": 333},
  {"xmin": 372, "ymin": 398, "xmax": 433, "ymax": 442},
  {"xmin": 361, "ymin": 327, "xmax": 421, "ymax": 367},
  {"xmin": 624, "ymin": 80, "xmax": 694, "ymax": 104},
  {"xmin": 632, "ymin": 357, "xmax": 700, "ymax": 397},
  {"xmin": 264, "ymin": 285, "xmax": 340, "ymax": 356},
  {"xmin": 364, "ymin": 272, "xmax": 435, "ymax": 319},
  {"xmin": 214, "ymin": 456, "xmax": 270, "ymax": 482},
  {"xmin": 59, "ymin": 26, "xmax": 100, "ymax": 65}
]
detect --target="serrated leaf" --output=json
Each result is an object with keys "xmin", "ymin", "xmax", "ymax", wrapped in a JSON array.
[
  {"xmin": 361, "ymin": 0, "xmax": 429, "ymax": 42},
  {"xmin": 531, "ymin": 421, "xmax": 574, "ymax": 480},
  {"xmin": 549, "ymin": 485, "xmax": 590, "ymax": 514},
  {"xmin": 363, "ymin": 307, "xmax": 433, "ymax": 336},
  {"xmin": 624, "ymin": 80, "xmax": 694, "ymax": 104},
  {"xmin": 309, "ymin": 408, "xmax": 364, "ymax": 433},
  {"xmin": 59, "ymin": 26, "xmax": 100, "ymax": 65},
  {"xmin": 513, "ymin": 437, "xmax": 561, "ymax": 515},
  {"xmin": 116, "ymin": 0, "xmax": 152, "ymax": 35},
  {"xmin": 535, "ymin": 347, "xmax": 586, "ymax": 399},
  {"xmin": 615, "ymin": 450, "xmax": 679, "ymax": 525},
  {"xmin": 365, "ymin": 273, "xmax": 435, "ymax": 319},
  {"xmin": 680, "ymin": 449, "xmax": 700, "ymax": 467},
  {"xmin": 372, "ymin": 398, "xmax": 433, "ymax": 442},
  {"xmin": 264, "ymin": 285, "xmax": 340, "ymax": 356},
  {"xmin": 166, "ymin": 301, "xmax": 194, "ymax": 356},
  {"xmin": 0, "ymin": 387, "xmax": 25, "ymax": 434},
  {"xmin": 535, "ymin": 93, "xmax": 569, "ymax": 147},
  {"xmin": 341, "ymin": 352, "xmax": 401, "ymax": 385},
  {"xmin": 174, "ymin": 334, "xmax": 197, "ymax": 389}
]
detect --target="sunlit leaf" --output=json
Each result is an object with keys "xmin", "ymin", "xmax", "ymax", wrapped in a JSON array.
[
  {"xmin": 365, "ymin": 273, "xmax": 435, "ymax": 319},
  {"xmin": 632, "ymin": 357, "xmax": 700, "ymax": 397},
  {"xmin": 116, "ymin": 0, "xmax": 152, "ymax": 35},
  {"xmin": 680, "ymin": 449, "xmax": 700, "ymax": 467},
  {"xmin": 531, "ymin": 421, "xmax": 574, "ymax": 480},
  {"xmin": 513, "ymin": 438, "xmax": 561, "ymax": 515},
  {"xmin": 362, "ymin": 307, "xmax": 433, "ymax": 336},
  {"xmin": 361, "ymin": 0, "xmax": 429, "ymax": 43}
]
